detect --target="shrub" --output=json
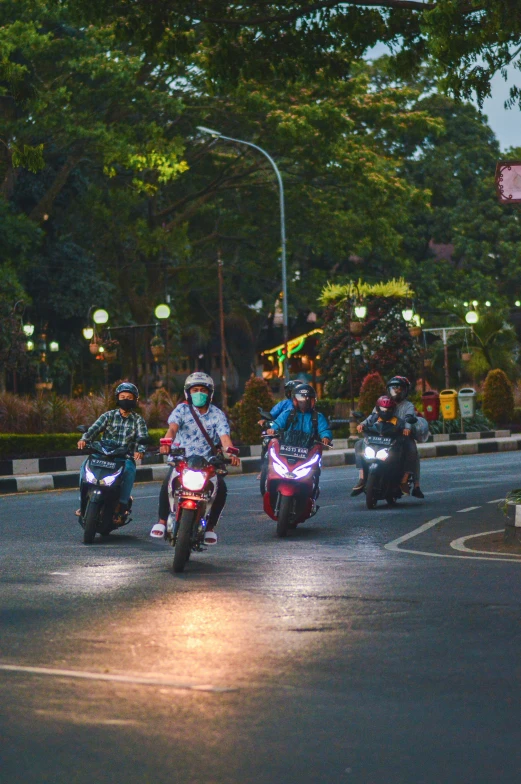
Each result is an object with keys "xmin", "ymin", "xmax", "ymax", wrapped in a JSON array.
[
  {"xmin": 483, "ymin": 368, "xmax": 514, "ymax": 424},
  {"xmin": 316, "ymin": 398, "xmax": 352, "ymax": 420},
  {"xmin": 358, "ymin": 372, "xmax": 386, "ymax": 417},
  {"xmin": 237, "ymin": 376, "xmax": 274, "ymax": 445},
  {"xmin": 428, "ymin": 410, "xmax": 494, "ymax": 435}
]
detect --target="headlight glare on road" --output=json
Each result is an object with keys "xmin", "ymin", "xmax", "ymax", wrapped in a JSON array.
[
  {"xmin": 364, "ymin": 446, "xmax": 376, "ymax": 459},
  {"xmin": 182, "ymin": 469, "xmax": 206, "ymax": 491},
  {"xmin": 376, "ymin": 449, "xmax": 389, "ymax": 461},
  {"xmin": 85, "ymin": 467, "xmax": 97, "ymax": 484}
]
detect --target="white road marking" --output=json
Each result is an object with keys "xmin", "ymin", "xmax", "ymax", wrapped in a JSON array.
[
  {"xmin": 49, "ymin": 572, "xmax": 70, "ymax": 576},
  {"xmin": 487, "ymin": 498, "xmax": 505, "ymax": 504},
  {"xmin": 385, "ymin": 517, "xmax": 521, "ymax": 563},
  {"xmin": 456, "ymin": 506, "xmax": 481, "ymax": 513},
  {"xmin": 449, "ymin": 530, "xmax": 519, "ymax": 556},
  {"xmin": 0, "ymin": 663, "xmax": 236, "ymax": 692}
]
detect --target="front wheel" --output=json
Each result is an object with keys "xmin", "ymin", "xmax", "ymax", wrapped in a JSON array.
[
  {"xmin": 365, "ymin": 472, "xmax": 378, "ymax": 510},
  {"xmin": 83, "ymin": 498, "xmax": 101, "ymax": 544},
  {"xmin": 173, "ymin": 508, "xmax": 195, "ymax": 573},
  {"xmin": 276, "ymin": 495, "xmax": 293, "ymax": 538}
]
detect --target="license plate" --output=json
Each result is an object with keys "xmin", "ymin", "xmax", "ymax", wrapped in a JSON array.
[
  {"xmin": 366, "ymin": 437, "xmax": 392, "ymax": 448},
  {"xmin": 279, "ymin": 445, "xmax": 309, "ymax": 460},
  {"xmin": 90, "ymin": 458, "xmax": 117, "ymax": 469}
]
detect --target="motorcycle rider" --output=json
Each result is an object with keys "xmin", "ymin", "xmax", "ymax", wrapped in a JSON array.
[
  {"xmin": 351, "ymin": 375, "xmax": 427, "ymax": 498},
  {"xmin": 257, "ymin": 380, "xmax": 303, "ymax": 427},
  {"xmin": 149, "ymin": 372, "xmax": 240, "ymax": 544},
  {"xmin": 266, "ymin": 383, "xmax": 332, "ymax": 504},
  {"xmin": 77, "ymin": 382, "xmax": 148, "ymax": 523}
]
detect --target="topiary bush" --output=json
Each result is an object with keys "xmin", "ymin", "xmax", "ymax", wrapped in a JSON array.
[
  {"xmin": 483, "ymin": 368, "xmax": 514, "ymax": 425},
  {"xmin": 358, "ymin": 372, "xmax": 386, "ymax": 416},
  {"xmin": 237, "ymin": 376, "xmax": 274, "ymax": 445}
]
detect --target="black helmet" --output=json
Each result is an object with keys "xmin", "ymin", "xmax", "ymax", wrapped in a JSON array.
[
  {"xmin": 386, "ymin": 376, "xmax": 410, "ymax": 402},
  {"xmin": 292, "ymin": 383, "xmax": 317, "ymax": 412},
  {"xmin": 284, "ymin": 380, "xmax": 302, "ymax": 399},
  {"xmin": 115, "ymin": 382, "xmax": 139, "ymax": 400}
]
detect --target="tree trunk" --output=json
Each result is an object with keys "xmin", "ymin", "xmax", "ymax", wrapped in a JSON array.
[{"xmin": 29, "ymin": 154, "xmax": 81, "ymax": 224}]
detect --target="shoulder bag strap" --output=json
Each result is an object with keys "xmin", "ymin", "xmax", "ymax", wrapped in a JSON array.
[{"xmin": 188, "ymin": 404, "xmax": 218, "ymax": 455}]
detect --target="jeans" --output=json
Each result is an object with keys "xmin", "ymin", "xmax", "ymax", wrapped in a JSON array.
[
  {"xmin": 80, "ymin": 457, "xmax": 136, "ymax": 505},
  {"xmin": 158, "ymin": 466, "xmax": 227, "ymax": 530}
]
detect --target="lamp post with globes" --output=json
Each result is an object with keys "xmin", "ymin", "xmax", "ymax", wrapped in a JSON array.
[{"xmin": 197, "ymin": 125, "xmax": 290, "ymax": 382}]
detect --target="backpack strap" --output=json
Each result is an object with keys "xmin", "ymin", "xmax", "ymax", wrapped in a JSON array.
[
  {"xmin": 188, "ymin": 404, "xmax": 219, "ymax": 455},
  {"xmin": 311, "ymin": 409, "xmax": 319, "ymax": 441}
]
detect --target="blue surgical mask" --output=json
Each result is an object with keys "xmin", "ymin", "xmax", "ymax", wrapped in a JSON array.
[{"xmin": 191, "ymin": 391, "xmax": 208, "ymax": 408}]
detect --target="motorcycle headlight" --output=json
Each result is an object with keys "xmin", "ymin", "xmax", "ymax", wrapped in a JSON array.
[
  {"xmin": 100, "ymin": 467, "xmax": 123, "ymax": 486},
  {"xmin": 182, "ymin": 469, "xmax": 206, "ymax": 491},
  {"xmin": 376, "ymin": 448, "xmax": 389, "ymax": 461},
  {"xmin": 293, "ymin": 453, "xmax": 321, "ymax": 479},
  {"xmin": 364, "ymin": 446, "xmax": 376, "ymax": 459},
  {"xmin": 269, "ymin": 447, "xmax": 289, "ymax": 478},
  {"xmin": 85, "ymin": 467, "xmax": 97, "ymax": 484}
]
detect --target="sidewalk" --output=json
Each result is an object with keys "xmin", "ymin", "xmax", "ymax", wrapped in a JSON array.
[{"xmin": 2, "ymin": 433, "xmax": 521, "ymax": 494}]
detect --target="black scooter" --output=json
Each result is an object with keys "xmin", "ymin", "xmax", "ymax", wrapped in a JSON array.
[
  {"xmin": 360, "ymin": 419, "xmax": 415, "ymax": 509},
  {"xmin": 77, "ymin": 426, "xmax": 147, "ymax": 544}
]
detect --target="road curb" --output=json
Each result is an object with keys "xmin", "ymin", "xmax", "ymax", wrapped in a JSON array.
[{"xmin": 2, "ymin": 435, "xmax": 521, "ymax": 494}]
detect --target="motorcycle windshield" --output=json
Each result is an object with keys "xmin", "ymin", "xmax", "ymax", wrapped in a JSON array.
[{"xmin": 91, "ymin": 439, "xmax": 128, "ymax": 458}]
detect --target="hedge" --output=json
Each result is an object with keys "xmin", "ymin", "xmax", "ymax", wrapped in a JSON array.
[{"xmin": 0, "ymin": 429, "xmax": 164, "ymax": 460}]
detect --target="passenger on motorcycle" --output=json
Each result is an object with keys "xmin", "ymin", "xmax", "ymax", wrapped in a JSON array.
[
  {"xmin": 352, "ymin": 376, "xmax": 427, "ymax": 498},
  {"xmin": 257, "ymin": 380, "xmax": 303, "ymax": 427},
  {"xmin": 266, "ymin": 384, "xmax": 332, "ymax": 501},
  {"xmin": 149, "ymin": 372, "xmax": 240, "ymax": 544},
  {"xmin": 77, "ymin": 382, "xmax": 148, "ymax": 523}
]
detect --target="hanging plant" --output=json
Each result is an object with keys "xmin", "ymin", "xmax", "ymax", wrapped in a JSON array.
[
  {"xmin": 350, "ymin": 321, "xmax": 364, "ymax": 335},
  {"xmin": 409, "ymin": 325, "xmax": 422, "ymax": 338},
  {"xmin": 150, "ymin": 334, "xmax": 165, "ymax": 360},
  {"xmin": 103, "ymin": 338, "xmax": 119, "ymax": 362},
  {"xmin": 462, "ymin": 352, "xmax": 472, "ymax": 362},
  {"xmin": 89, "ymin": 338, "xmax": 101, "ymax": 356}
]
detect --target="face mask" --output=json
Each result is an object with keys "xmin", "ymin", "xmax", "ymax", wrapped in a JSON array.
[
  {"xmin": 118, "ymin": 398, "xmax": 137, "ymax": 411},
  {"xmin": 191, "ymin": 392, "xmax": 209, "ymax": 408}
]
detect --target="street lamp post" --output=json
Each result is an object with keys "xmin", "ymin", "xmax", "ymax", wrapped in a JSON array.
[{"xmin": 197, "ymin": 126, "xmax": 289, "ymax": 382}]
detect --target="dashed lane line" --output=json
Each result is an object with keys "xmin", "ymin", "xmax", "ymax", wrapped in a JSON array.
[
  {"xmin": 487, "ymin": 498, "xmax": 505, "ymax": 504},
  {"xmin": 0, "ymin": 663, "xmax": 236, "ymax": 693},
  {"xmin": 457, "ymin": 506, "xmax": 481, "ymax": 513},
  {"xmin": 385, "ymin": 517, "xmax": 521, "ymax": 563}
]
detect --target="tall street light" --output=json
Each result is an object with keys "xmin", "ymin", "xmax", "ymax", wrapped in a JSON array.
[{"xmin": 197, "ymin": 125, "xmax": 289, "ymax": 381}]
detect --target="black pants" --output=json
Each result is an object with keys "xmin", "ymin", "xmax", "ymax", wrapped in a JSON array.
[{"xmin": 158, "ymin": 467, "xmax": 227, "ymax": 530}]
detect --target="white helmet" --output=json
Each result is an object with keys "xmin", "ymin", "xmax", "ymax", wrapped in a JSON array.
[{"xmin": 184, "ymin": 372, "xmax": 214, "ymax": 401}]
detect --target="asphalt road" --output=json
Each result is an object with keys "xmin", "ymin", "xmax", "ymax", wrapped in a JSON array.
[{"xmin": 1, "ymin": 453, "xmax": 521, "ymax": 784}]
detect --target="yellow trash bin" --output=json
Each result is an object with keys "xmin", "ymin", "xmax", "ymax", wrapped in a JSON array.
[{"xmin": 439, "ymin": 389, "xmax": 458, "ymax": 420}]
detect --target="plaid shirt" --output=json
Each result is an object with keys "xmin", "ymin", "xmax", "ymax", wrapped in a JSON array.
[{"xmin": 83, "ymin": 409, "xmax": 148, "ymax": 455}]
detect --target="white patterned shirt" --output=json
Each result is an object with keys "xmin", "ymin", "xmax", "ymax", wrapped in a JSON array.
[{"xmin": 168, "ymin": 403, "xmax": 230, "ymax": 458}]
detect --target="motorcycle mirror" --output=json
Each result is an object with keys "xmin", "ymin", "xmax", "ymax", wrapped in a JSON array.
[{"xmin": 77, "ymin": 425, "xmax": 87, "ymax": 433}]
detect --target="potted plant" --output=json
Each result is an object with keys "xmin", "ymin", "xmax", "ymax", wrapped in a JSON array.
[
  {"xmin": 89, "ymin": 338, "xmax": 101, "ymax": 356},
  {"xmin": 150, "ymin": 335, "xmax": 166, "ymax": 361},
  {"xmin": 462, "ymin": 351, "xmax": 472, "ymax": 362},
  {"xmin": 409, "ymin": 325, "xmax": 422, "ymax": 338},
  {"xmin": 350, "ymin": 321, "xmax": 364, "ymax": 336}
]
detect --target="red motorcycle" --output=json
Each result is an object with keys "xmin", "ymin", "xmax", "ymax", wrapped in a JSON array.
[
  {"xmin": 263, "ymin": 435, "xmax": 324, "ymax": 538},
  {"xmin": 162, "ymin": 442, "xmax": 236, "ymax": 573}
]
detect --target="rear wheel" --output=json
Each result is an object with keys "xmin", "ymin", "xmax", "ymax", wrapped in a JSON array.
[
  {"xmin": 365, "ymin": 473, "xmax": 378, "ymax": 510},
  {"xmin": 173, "ymin": 508, "xmax": 195, "ymax": 573},
  {"xmin": 83, "ymin": 499, "xmax": 100, "ymax": 544},
  {"xmin": 276, "ymin": 495, "xmax": 293, "ymax": 538}
]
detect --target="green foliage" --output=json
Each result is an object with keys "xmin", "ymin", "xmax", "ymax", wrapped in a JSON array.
[
  {"xmin": 320, "ymin": 278, "xmax": 414, "ymax": 307},
  {"xmin": 320, "ymin": 295, "xmax": 422, "ymax": 398},
  {"xmin": 358, "ymin": 373, "xmax": 387, "ymax": 417},
  {"xmin": 483, "ymin": 369, "xmax": 515, "ymax": 425},
  {"xmin": 237, "ymin": 376, "xmax": 274, "ymax": 445},
  {"xmin": 428, "ymin": 411, "xmax": 494, "ymax": 435},
  {"xmin": 0, "ymin": 433, "xmax": 79, "ymax": 459}
]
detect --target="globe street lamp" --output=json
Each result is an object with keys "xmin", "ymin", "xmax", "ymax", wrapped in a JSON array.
[
  {"xmin": 82, "ymin": 326, "xmax": 94, "ymax": 340},
  {"xmin": 197, "ymin": 125, "xmax": 290, "ymax": 381},
  {"xmin": 154, "ymin": 304, "xmax": 171, "ymax": 320},
  {"xmin": 93, "ymin": 308, "xmax": 109, "ymax": 325},
  {"xmin": 23, "ymin": 323, "xmax": 34, "ymax": 337}
]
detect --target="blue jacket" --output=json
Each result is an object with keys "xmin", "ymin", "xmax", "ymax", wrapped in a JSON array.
[
  {"xmin": 270, "ymin": 399, "xmax": 293, "ymax": 419},
  {"xmin": 273, "ymin": 408, "xmax": 332, "ymax": 440}
]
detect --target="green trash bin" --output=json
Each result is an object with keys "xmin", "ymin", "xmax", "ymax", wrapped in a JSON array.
[
  {"xmin": 439, "ymin": 389, "xmax": 458, "ymax": 420},
  {"xmin": 458, "ymin": 387, "xmax": 477, "ymax": 419}
]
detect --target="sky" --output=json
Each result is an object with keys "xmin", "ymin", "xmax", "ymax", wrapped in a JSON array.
[{"xmin": 482, "ymin": 68, "xmax": 520, "ymax": 152}]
